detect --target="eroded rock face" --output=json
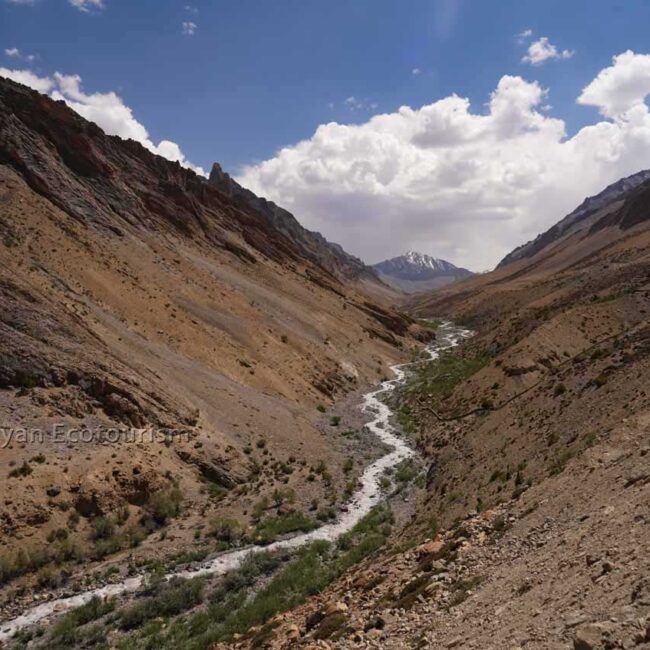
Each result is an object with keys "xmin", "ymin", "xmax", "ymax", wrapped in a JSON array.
[
  {"xmin": 209, "ymin": 162, "xmax": 376, "ymax": 283},
  {"xmin": 174, "ymin": 449, "xmax": 242, "ymax": 489}
]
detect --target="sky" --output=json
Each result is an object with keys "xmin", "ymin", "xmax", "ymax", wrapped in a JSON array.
[{"xmin": 4, "ymin": 1, "xmax": 650, "ymax": 270}]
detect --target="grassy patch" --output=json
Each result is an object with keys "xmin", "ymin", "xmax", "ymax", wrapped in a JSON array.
[
  {"xmin": 405, "ymin": 350, "xmax": 489, "ymax": 401},
  {"xmin": 118, "ymin": 577, "xmax": 206, "ymax": 631},
  {"xmin": 0, "ymin": 541, "xmax": 83, "ymax": 586},
  {"xmin": 394, "ymin": 459, "xmax": 419, "ymax": 485},
  {"xmin": 46, "ymin": 596, "xmax": 115, "ymax": 649},
  {"xmin": 418, "ymin": 319, "xmax": 442, "ymax": 331},
  {"xmin": 251, "ymin": 511, "xmax": 317, "ymax": 544}
]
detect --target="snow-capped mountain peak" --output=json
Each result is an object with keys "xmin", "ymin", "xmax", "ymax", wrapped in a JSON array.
[{"xmin": 372, "ymin": 251, "xmax": 474, "ymax": 293}]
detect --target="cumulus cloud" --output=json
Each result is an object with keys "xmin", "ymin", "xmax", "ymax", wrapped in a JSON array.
[
  {"xmin": 522, "ymin": 36, "xmax": 574, "ymax": 66},
  {"xmin": 0, "ymin": 67, "xmax": 53, "ymax": 92},
  {"xmin": 69, "ymin": 0, "xmax": 104, "ymax": 11},
  {"xmin": 578, "ymin": 50, "xmax": 650, "ymax": 118},
  {"xmin": 0, "ymin": 68, "xmax": 205, "ymax": 176},
  {"xmin": 412, "ymin": 68, "xmax": 422, "ymax": 76},
  {"xmin": 237, "ymin": 52, "xmax": 650, "ymax": 270},
  {"xmin": 182, "ymin": 21, "xmax": 197, "ymax": 36}
]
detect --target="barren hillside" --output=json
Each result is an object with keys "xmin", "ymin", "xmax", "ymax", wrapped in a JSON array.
[{"xmin": 0, "ymin": 76, "xmax": 430, "ymax": 613}]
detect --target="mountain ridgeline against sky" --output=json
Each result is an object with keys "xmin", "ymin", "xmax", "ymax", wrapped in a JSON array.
[
  {"xmin": 209, "ymin": 163, "xmax": 381, "ymax": 284},
  {"xmin": 373, "ymin": 251, "xmax": 474, "ymax": 293},
  {"xmin": 498, "ymin": 167, "xmax": 650, "ymax": 268}
]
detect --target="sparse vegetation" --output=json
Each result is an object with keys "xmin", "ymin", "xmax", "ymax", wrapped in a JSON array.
[
  {"xmin": 147, "ymin": 487, "xmax": 183, "ymax": 526},
  {"xmin": 117, "ymin": 576, "xmax": 206, "ymax": 631},
  {"xmin": 419, "ymin": 319, "xmax": 442, "ymax": 331},
  {"xmin": 49, "ymin": 596, "xmax": 115, "ymax": 648},
  {"xmin": 8, "ymin": 461, "xmax": 33, "ymax": 478},
  {"xmin": 209, "ymin": 517, "xmax": 244, "ymax": 544},
  {"xmin": 252, "ymin": 511, "xmax": 317, "ymax": 544},
  {"xmin": 398, "ymin": 350, "xmax": 490, "ymax": 417},
  {"xmin": 103, "ymin": 507, "xmax": 393, "ymax": 648}
]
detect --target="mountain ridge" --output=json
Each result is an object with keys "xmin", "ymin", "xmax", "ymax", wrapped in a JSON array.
[
  {"xmin": 498, "ymin": 167, "xmax": 650, "ymax": 268},
  {"xmin": 209, "ymin": 162, "xmax": 383, "ymax": 285}
]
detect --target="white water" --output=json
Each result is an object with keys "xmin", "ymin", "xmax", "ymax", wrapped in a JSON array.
[{"xmin": 0, "ymin": 322, "xmax": 471, "ymax": 643}]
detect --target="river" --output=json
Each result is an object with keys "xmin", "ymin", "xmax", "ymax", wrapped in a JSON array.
[{"xmin": 0, "ymin": 321, "xmax": 471, "ymax": 643}]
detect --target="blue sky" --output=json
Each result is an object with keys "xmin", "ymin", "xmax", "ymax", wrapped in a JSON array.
[
  {"xmin": 4, "ymin": 0, "xmax": 650, "ymax": 268},
  {"xmin": 3, "ymin": 0, "xmax": 648, "ymax": 172}
]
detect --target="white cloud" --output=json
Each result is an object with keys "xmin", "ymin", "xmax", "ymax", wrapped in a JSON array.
[
  {"xmin": 69, "ymin": 0, "xmax": 104, "ymax": 11},
  {"xmin": 184, "ymin": 5, "xmax": 198, "ymax": 14},
  {"xmin": 412, "ymin": 68, "xmax": 422, "ymax": 76},
  {"xmin": 237, "ymin": 52, "xmax": 650, "ymax": 270},
  {"xmin": 4, "ymin": 47, "xmax": 35, "ymax": 61},
  {"xmin": 182, "ymin": 21, "xmax": 197, "ymax": 36},
  {"xmin": 0, "ymin": 67, "xmax": 53, "ymax": 92},
  {"xmin": 578, "ymin": 50, "xmax": 650, "ymax": 118},
  {"xmin": 342, "ymin": 96, "xmax": 377, "ymax": 112},
  {"xmin": 4, "ymin": 0, "xmax": 36, "ymax": 4},
  {"xmin": 522, "ymin": 36, "xmax": 574, "ymax": 66},
  {"xmin": 517, "ymin": 28, "xmax": 533, "ymax": 43},
  {"xmin": 0, "ymin": 68, "xmax": 205, "ymax": 176}
]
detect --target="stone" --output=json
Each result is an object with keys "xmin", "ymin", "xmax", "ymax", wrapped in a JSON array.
[
  {"xmin": 324, "ymin": 601, "xmax": 348, "ymax": 616},
  {"xmin": 573, "ymin": 622, "xmax": 612, "ymax": 650},
  {"xmin": 417, "ymin": 540, "xmax": 444, "ymax": 556}
]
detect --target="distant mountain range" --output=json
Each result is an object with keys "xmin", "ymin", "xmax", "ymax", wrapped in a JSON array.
[{"xmin": 373, "ymin": 251, "xmax": 474, "ymax": 293}]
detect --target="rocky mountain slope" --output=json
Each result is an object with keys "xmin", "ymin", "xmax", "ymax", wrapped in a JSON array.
[
  {"xmin": 373, "ymin": 251, "xmax": 474, "ymax": 294},
  {"xmin": 0, "ymin": 75, "xmax": 431, "ymax": 605},
  {"xmin": 498, "ymin": 168, "xmax": 650, "ymax": 268},
  {"xmin": 209, "ymin": 163, "xmax": 377, "ymax": 285},
  {"xmin": 5, "ymin": 75, "xmax": 650, "ymax": 650}
]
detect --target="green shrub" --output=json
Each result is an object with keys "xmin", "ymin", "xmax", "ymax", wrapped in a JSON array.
[
  {"xmin": 209, "ymin": 517, "xmax": 243, "ymax": 544},
  {"xmin": 92, "ymin": 516, "xmax": 116, "ymax": 540},
  {"xmin": 118, "ymin": 577, "xmax": 205, "ymax": 631},
  {"xmin": 148, "ymin": 487, "xmax": 183, "ymax": 526},
  {"xmin": 252, "ymin": 512, "xmax": 316, "ymax": 544},
  {"xmin": 50, "ymin": 596, "xmax": 115, "ymax": 646}
]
